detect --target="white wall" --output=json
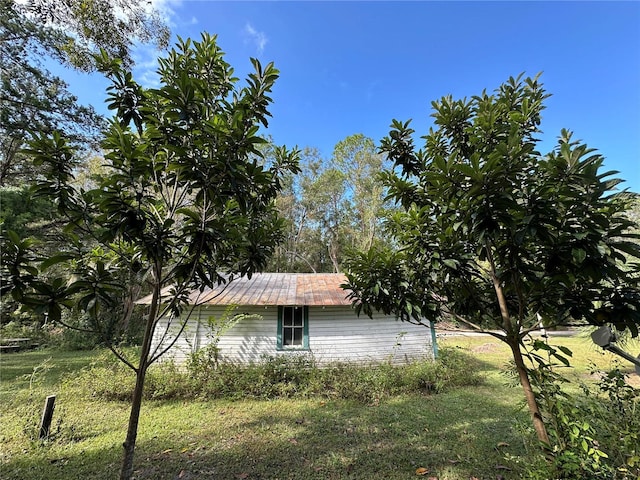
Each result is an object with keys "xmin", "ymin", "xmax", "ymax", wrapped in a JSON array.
[{"xmin": 151, "ymin": 305, "xmax": 434, "ymax": 365}]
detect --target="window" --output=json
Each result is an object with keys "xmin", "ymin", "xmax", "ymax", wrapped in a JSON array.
[{"xmin": 277, "ymin": 306, "xmax": 309, "ymax": 350}]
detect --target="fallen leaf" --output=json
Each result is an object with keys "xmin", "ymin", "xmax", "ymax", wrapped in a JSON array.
[
  {"xmin": 181, "ymin": 447, "xmax": 190, "ymax": 454},
  {"xmin": 415, "ymin": 467, "xmax": 429, "ymax": 475},
  {"xmin": 235, "ymin": 473, "xmax": 249, "ymax": 479},
  {"xmin": 496, "ymin": 442, "xmax": 510, "ymax": 448},
  {"xmin": 288, "ymin": 437, "xmax": 298, "ymax": 444},
  {"xmin": 178, "ymin": 470, "xmax": 185, "ymax": 478}
]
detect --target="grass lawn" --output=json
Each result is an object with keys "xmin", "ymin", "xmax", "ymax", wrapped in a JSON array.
[{"xmin": 1, "ymin": 334, "xmax": 638, "ymax": 479}]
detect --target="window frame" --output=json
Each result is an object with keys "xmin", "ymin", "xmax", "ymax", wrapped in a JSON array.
[{"xmin": 276, "ymin": 306, "xmax": 309, "ymax": 350}]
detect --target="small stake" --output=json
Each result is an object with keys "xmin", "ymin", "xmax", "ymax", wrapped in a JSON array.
[{"xmin": 39, "ymin": 395, "xmax": 56, "ymax": 439}]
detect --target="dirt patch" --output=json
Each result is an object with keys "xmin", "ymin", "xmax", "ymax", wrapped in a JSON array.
[{"xmin": 471, "ymin": 343, "xmax": 500, "ymax": 354}]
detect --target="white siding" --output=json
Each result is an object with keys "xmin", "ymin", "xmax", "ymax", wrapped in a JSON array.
[{"xmin": 151, "ymin": 305, "xmax": 434, "ymax": 366}]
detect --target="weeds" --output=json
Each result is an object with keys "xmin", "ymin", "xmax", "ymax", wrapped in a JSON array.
[
  {"xmin": 522, "ymin": 341, "xmax": 640, "ymax": 479},
  {"xmin": 65, "ymin": 346, "xmax": 483, "ymax": 403}
]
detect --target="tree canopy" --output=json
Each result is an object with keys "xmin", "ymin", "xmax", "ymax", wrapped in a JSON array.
[
  {"xmin": 2, "ymin": 33, "xmax": 299, "ymax": 479},
  {"xmin": 270, "ymin": 135, "xmax": 392, "ymax": 273},
  {"xmin": 0, "ymin": 0, "xmax": 170, "ymax": 185},
  {"xmin": 344, "ymin": 73, "xmax": 640, "ymax": 444}
]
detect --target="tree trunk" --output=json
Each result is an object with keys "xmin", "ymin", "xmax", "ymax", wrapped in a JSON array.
[
  {"xmin": 119, "ymin": 282, "xmax": 160, "ymax": 480},
  {"xmin": 120, "ymin": 361, "xmax": 148, "ymax": 480},
  {"xmin": 506, "ymin": 336, "xmax": 550, "ymax": 445},
  {"xmin": 485, "ymin": 242, "xmax": 550, "ymax": 446}
]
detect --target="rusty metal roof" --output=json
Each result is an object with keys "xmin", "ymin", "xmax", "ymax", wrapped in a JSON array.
[{"xmin": 140, "ymin": 273, "xmax": 353, "ymax": 306}]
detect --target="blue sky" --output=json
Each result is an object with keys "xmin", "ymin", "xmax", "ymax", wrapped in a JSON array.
[{"xmin": 60, "ymin": 1, "xmax": 640, "ymax": 192}]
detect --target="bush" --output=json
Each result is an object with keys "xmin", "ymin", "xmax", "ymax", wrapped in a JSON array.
[
  {"xmin": 0, "ymin": 320, "xmax": 52, "ymax": 347},
  {"xmin": 526, "ymin": 358, "xmax": 640, "ymax": 480},
  {"xmin": 68, "ymin": 346, "xmax": 483, "ymax": 404}
]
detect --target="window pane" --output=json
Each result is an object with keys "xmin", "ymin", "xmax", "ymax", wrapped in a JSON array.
[
  {"xmin": 280, "ymin": 306, "xmax": 306, "ymax": 348},
  {"xmin": 283, "ymin": 307, "xmax": 293, "ymax": 326},
  {"xmin": 284, "ymin": 328, "xmax": 293, "ymax": 346}
]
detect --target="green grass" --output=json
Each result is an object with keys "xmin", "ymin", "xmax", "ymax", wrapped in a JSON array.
[
  {"xmin": 1, "ymin": 335, "xmax": 638, "ymax": 479},
  {"xmin": 441, "ymin": 333, "xmax": 640, "ymax": 388}
]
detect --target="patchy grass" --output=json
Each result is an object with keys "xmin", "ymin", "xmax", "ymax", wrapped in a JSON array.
[
  {"xmin": 1, "ymin": 334, "xmax": 638, "ymax": 479},
  {"xmin": 440, "ymin": 332, "xmax": 640, "ymax": 388}
]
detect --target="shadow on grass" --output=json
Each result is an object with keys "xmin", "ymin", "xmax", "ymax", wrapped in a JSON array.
[
  {"xmin": 1, "ymin": 346, "xmax": 535, "ymax": 480},
  {"xmin": 137, "ymin": 391, "xmax": 528, "ymax": 479},
  {"xmin": 2, "ymin": 391, "xmax": 531, "ymax": 480}
]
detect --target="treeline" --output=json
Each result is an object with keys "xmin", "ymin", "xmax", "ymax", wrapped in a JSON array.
[{"xmin": 268, "ymin": 134, "xmax": 394, "ymax": 273}]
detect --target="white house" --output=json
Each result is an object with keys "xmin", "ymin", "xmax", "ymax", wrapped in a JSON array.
[{"xmin": 148, "ymin": 273, "xmax": 437, "ymax": 366}]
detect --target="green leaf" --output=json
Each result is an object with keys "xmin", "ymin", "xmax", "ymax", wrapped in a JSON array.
[
  {"xmin": 442, "ymin": 259, "xmax": 458, "ymax": 269},
  {"xmin": 571, "ymin": 248, "xmax": 586, "ymax": 264},
  {"xmin": 40, "ymin": 253, "xmax": 76, "ymax": 270}
]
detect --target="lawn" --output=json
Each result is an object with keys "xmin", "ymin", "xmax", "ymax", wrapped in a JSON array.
[{"xmin": 0, "ymin": 334, "xmax": 638, "ymax": 480}]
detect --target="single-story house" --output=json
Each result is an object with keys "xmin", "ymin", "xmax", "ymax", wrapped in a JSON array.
[{"xmin": 148, "ymin": 273, "xmax": 438, "ymax": 366}]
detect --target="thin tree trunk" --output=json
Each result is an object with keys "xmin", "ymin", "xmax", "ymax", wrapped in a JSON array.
[
  {"xmin": 485, "ymin": 240, "xmax": 549, "ymax": 445},
  {"xmin": 506, "ymin": 336, "xmax": 550, "ymax": 445},
  {"xmin": 119, "ymin": 281, "xmax": 160, "ymax": 480}
]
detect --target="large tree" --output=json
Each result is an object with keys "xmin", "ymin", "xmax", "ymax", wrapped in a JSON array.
[
  {"xmin": 0, "ymin": 0, "xmax": 170, "ymax": 185},
  {"xmin": 270, "ymin": 136, "xmax": 392, "ymax": 273},
  {"xmin": 2, "ymin": 34, "xmax": 299, "ymax": 479},
  {"xmin": 344, "ymin": 74, "xmax": 640, "ymax": 445},
  {"xmin": 332, "ymin": 133, "xmax": 389, "ymax": 251}
]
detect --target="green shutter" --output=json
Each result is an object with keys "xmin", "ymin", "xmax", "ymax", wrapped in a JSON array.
[
  {"xmin": 277, "ymin": 306, "xmax": 309, "ymax": 351},
  {"xmin": 303, "ymin": 306, "xmax": 309, "ymax": 349},
  {"xmin": 276, "ymin": 306, "xmax": 283, "ymax": 350}
]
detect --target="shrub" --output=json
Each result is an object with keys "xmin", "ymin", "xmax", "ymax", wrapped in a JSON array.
[
  {"xmin": 69, "ymin": 346, "xmax": 484, "ymax": 404},
  {"xmin": 525, "ymin": 352, "xmax": 640, "ymax": 480},
  {"xmin": 405, "ymin": 346, "xmax": 484, "ymax": 393}
]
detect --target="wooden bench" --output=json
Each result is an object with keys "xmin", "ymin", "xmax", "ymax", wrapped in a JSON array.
[
  {"xmin": 0, "ymin": 338, "xmax": 32, "ymax": 353},
  {"xmin": 0, "ymin": 345, "xmax": 21, "ymax": 353}
]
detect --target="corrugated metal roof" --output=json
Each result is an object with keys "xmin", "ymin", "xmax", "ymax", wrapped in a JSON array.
[{"xmin": 140, "ymin": 273, "xmax": 353, "ymax": 306}]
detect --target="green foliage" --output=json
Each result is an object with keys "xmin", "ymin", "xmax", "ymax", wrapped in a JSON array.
[
  {"xmin": 345, "ymin": 73, "xmax": 640, "ymax": 334},
  {"xmin": 523, "ymin": 342, "xmax": 640, "ymax": 479},
  {"xmin": 3, "ymin": 33, "xmax": 300, "ymax": 344},
  {"xmin": 343, "ymin": 73, "xmax": 640, "ymax": 447},
  {"xmin": 269, "ymin": 135, "xmax": 393, "ymax": 273},
  {"xmin": 67, "ymin": 347, "xmax": 482, "ymax": 404},
  {"xmin": 186, "ymin": 307, "xmax": 259, "ymax": 372},
  {"xmin": 2, "ymin": 33, "xmax": 300, "ymax": 478},
  {"xmin": 0, "ymin": 186, "xmax": 57, "ymax": 237},
  {"xmin": 1, "ymin": 1, "xmax": 103, "ymax": 186},
  {"xmin": 16, "ymin": 0, "xmax": 169, "ymax": 71}
]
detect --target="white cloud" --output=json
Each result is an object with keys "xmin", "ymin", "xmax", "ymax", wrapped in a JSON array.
[
  {"xmin": 131, "ymin": 43, "xmax": 162, "ymax": 88},
  {"xmin": 147, "ymin": 0, "xmax": 182, "ymax": 28},
  {"xmin": 244, "ymin": 23, "xmax": 268, "ymax": 55},
  {"xmin": 130, "ymin": 0, "xmax": 185, "ymax": 89}
]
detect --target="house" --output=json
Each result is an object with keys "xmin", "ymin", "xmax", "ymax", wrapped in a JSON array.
[{"xmin": 149, "ymin": 273, "xmax": 437, "ymax": 366}]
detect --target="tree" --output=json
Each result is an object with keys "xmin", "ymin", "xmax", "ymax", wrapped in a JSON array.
[
  {"xmin": 270, "ymin": 136, "xmax": 392, "ymax": 273},
  {"xmin": 1, "ymin": 34, "xmax": 299, "ymax": 479},
  {"xmin": 0, "ymin": 0, "xmax": 170, "ymax": 185},
  {"xmin": 5, "ymin": 0, "xmax": 169, "ymax": 71},
  {"xmin": 332, "ymin": 133, "xmax": 389, "ymax": 251},
  {"xmin": 343, "ymin": 74, "xmax": 640, "ymax": 446}
]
